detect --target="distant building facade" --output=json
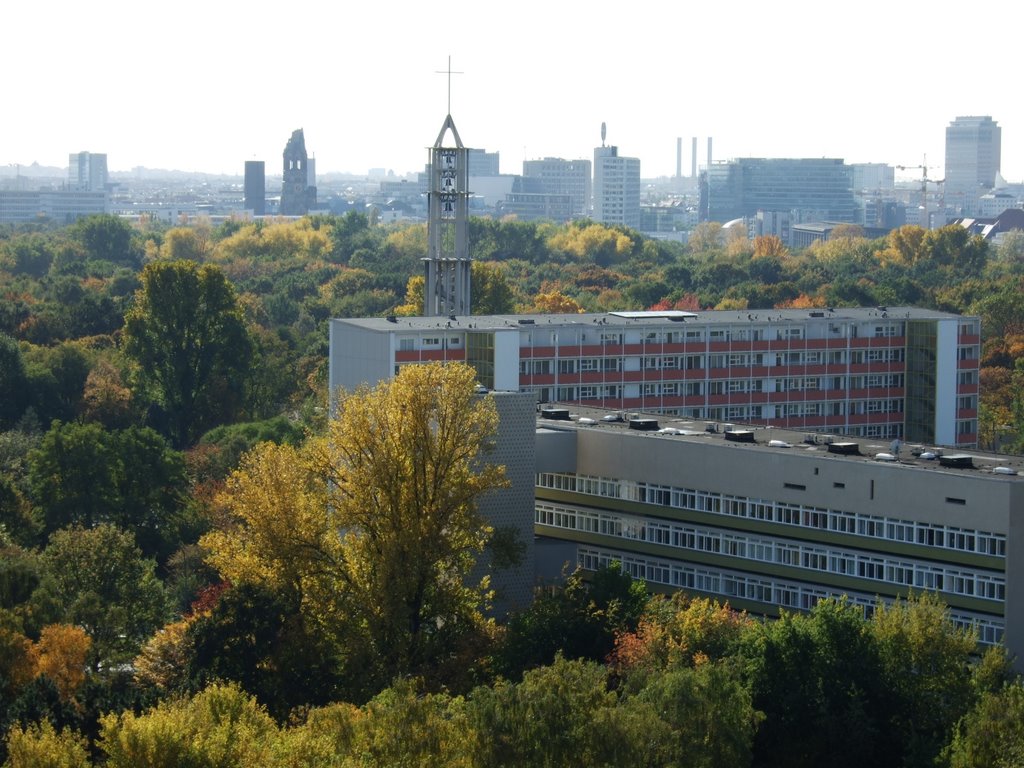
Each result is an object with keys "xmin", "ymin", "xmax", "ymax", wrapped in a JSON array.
[
  {"xmin": 701, "ymin": 158, "xmax": 857, "ymax": 224},
  {"xmin": 945, "ymin": 116, "xmax": 1001, "ymax": 215},
  {"xmin": 0, "ymin": 190, "xmax": 107, "ymax": 224},
  {"xmin": 468, "ymin": 148, "xmax": 500, "ymax": 177},
  {"xmin": 498, "ymin": 177, "xmax": 578, "ymax": 222},
  {"xmin": 593, "ymin": 146, "xmax": 641, "ymax": 228},
  {"xmin": 69, "ymin": 152, "xmax": 108, "ymax": 192},
  {"xmin": 280, "ymin": 129, "xmax": 316, "ymax": 215},
  {"xmin": 244, "ymin": 160, "xmax": 265, "ymax": 216},
  {"xmin": 521, "ymin": 157, "xmax": 592, "ymax": 220},
  {"xmin": 851, "ymin": 163, "xmax": 895, "ymax": 195}
]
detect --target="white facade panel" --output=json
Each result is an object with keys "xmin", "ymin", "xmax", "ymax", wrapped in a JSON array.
[
  {"xmin": 494, "ymin": 330, "xmax": 521, "ymax": 391},
  {"xmin": 934, "ymin": 319, "xmax": 958, "ymax": 446}
]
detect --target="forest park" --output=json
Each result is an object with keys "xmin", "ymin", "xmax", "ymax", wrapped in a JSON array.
[{"xmin": 2, "ymin": 213, "xmax": 1024, "ymax": 766}]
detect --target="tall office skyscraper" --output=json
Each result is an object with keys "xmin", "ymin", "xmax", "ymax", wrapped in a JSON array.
[
  {"xmin": 945, "ymin": 116, "xmax": 1001, "ymax": 213},
  {"xmin": 244, "ymin": 161, "xmax": 265, "ymax": 216},
  {"xmin": 700, "ymin": 158, "xmax": 857, "ymax": 223},
  {"xmin": 69, "ymin": 152, "xmax": 108, "ymax": 192},
  {"xmin": 593, "ymin": 145, "xmax": 640, "ymax": 228}
]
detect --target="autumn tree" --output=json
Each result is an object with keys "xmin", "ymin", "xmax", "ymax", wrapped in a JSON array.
[
  {"xmin": 122, "ymin": 260, "xmax": 252, "ymax": 447},
  {"xmin": 547, "ymin": 221, "xmax": 636, "ymax": 266},
  {"xmin": 688, "ymin": 222, "xmax": 724, "ymax": 253},
  {"xmin": 320, "ymin": 362, "xmax": 507, "ymax": 685},
  {"xmin": 159, "ymin": 226, "xmax": 211, "ymax": 262},
  {"xmin": 98, "ymin": 682, "xmax": 278, "ymax": 768},
  {"xmin": 2, "ymin": 720, "xmax": 91, "ymax": 768},
  {"xmin": 38, "ymin": 524, "xmax": 169, "ymax": 669},
  {"xmin": 947, "ymin": 680, "xmax": 1024, "ymax": 768},
  {"xmin": 27, "ymin": 422, "xmax": 187, "ymax": 560},
  {"xmin": 0, "ymin": 335, "xmax": 30, "ymax": 429},
  {"xmin": 526, "ymin": 284, "xmax": 584, "ymax": 314},
  {"xmin": 471, "ymin": 261, "xmax": 516, "ymax": 314},
  {"xmin": 829, "ymin": 223, "xmax": 867, "ymax": 240},
  {"xmin": 394, "ymin": 274, "xmax": 425, "ymax": 316},
  {"xmin": 32, "ymin": 624, "xmax": 92, "ymax": 702},
  {"xmin": 71, "ymin": 214, "xmax": 141, "ymax": 268},
  {"xmin": 869, "ymin": 592, "xmax": 979, "ymax": 768},
  {"xmin": 752, "ymin": 235, "xmax": 789, "ymax": 259},
  {"xmin": 203, "ymin": 362, "xmax": 507, "ymax": 696}
]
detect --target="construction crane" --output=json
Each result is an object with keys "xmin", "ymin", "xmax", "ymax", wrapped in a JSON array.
[{"xmin": 896, "ymin": 156, "xmax": 944, "ymax": 228}]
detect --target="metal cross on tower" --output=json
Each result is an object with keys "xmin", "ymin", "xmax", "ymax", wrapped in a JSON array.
[{"xmin": 435, "ymin": 56, "xmax": 464, "ymax": 118}]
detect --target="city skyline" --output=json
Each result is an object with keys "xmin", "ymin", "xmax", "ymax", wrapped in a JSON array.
[{"xmin": 3, "ymin": 1, "xmax": 1022, "ymax": 182}]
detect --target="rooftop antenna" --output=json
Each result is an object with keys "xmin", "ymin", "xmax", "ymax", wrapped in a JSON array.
[
  {"xmin": 435, "ymin": 55, "xmax": 464, "ymax": 116},
  {"xmin": 601, "ymin": 122, "xmax": 607, "ymax": 147}
]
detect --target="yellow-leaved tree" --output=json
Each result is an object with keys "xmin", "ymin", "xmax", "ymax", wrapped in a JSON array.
[
  {"xmin": 312, "ymin": 362, "xmax": 508, "ymax": 680},
  {"xmin": 201, "ymin": 362, "xmax": 507, "ymax": 693}
]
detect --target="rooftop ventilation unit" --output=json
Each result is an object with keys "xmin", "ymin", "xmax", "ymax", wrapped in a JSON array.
[
  {"xmin": 827, "ymin": 442, "xmax": 861, "ymax": 456},
  {"xmin": 939, "ymin": 454, "xmax": 974, "ymax": 469},
  {"xmin": 993, "ymin": 466, "xmax": 1017, "ymax": 475},
  {"xmin": 540, "ymin": 407, "xmax": 571, "ymax": 420},
  {"xmin": 724, "ymin": 429, "xmax": 756, "ymax": 443},
  {"xmin": 628, "ymin": 417, "xmax": 660, "ymax": 431},
  {"xmin": 518, "ymin": 318, "xmax": 535, "ymax": 325}
]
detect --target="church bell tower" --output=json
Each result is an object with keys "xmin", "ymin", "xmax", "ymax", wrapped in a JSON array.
[{"xmin": 424, "ymin": 114, "xmax": 471, "ymax": 316}]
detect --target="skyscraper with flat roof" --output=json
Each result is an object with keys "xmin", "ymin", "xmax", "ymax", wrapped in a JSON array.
[
  {"xmin": 244, "ymin": 161, "xmax": 265, "ymax": 216},
  {"xmin": 701, "ymin": 158, "xmax": 856, "ymax": 224},
  {"xmin": 945, "ymin": 116, "xmax": 1001, "ymax": 214},
  {"xmin": 593, "ymin": 145, "xmax": 640, "ymax": 228},
  {"xmin": 521, "ymin": 157, "xmax": 592, "ymax": 220},
  {"xmin": 69, "ymin": 152, "xmax": 107, "ymax": 192}
]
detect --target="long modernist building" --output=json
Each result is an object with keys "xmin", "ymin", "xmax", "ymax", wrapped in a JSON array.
[
  {"xmin": 329, "ymin": 307, "xmax": 980, "ymax": 449},
  {"xmin": 532, "ymin": 409, "xmax": 1023, "ymax": 657}
]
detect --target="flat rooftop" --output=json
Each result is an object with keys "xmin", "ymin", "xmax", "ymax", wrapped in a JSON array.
[
  {"xmin": 536, "ymin": 402, "xmax": 1024, "ymax": 481},
  {"xmin": 334, "ymin": 306, "xmax": 969, "ymax": 332}
]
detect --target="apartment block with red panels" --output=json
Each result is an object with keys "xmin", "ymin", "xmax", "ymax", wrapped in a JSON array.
[{"xmin": 329, "ymin": 307, "xmax": 980, "ymax": 449}]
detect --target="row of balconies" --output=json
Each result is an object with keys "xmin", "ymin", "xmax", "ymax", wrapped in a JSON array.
[
  {"xmin": 519, "ymin": 336, "xmax": 913, "ymax": 357},
  {"xmin": 521, "ymin": 368, "xmax": 907, "ymax": 386}
]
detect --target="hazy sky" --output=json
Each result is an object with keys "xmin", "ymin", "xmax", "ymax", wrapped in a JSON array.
[{"xmin": 4, "ymin": 1, "xmax": 1021, "ymax": 182}]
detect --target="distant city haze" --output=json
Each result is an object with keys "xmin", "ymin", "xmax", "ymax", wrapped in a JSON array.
[{"xmin": 3, "ymin": 1, "xmax": 1020, "ymax": 181}]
